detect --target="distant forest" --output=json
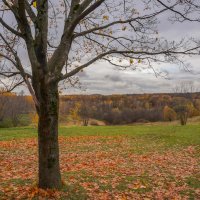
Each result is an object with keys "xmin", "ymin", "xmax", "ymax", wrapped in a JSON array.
[
  {"xmin": 1, "ymin": 92, "xmax": 200, "ymax": 127},
  {"xmin": 60, "ymin": 93, "xmax": 200, "ymax": 126}
]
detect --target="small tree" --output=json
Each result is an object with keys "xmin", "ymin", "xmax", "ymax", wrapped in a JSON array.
[
  {"xmin": 9, "ymin": 95, "xmax": 27, "ymax": 126},
  {"xmin": 69, "ymin": 102, "xmax": 81, "ymax": 124},
  {"xmin": 163, "ymin": 105, "xmax": 177, "ymax": 122},
  {"xmin": 30, "ymin": 112, "xmax": 39, "ymax": 127},
  {"xmin": 79, "ymin": 101, "xmax": 90, "ymax": 126},
  {"xmin": 174, "ymin": 105, "xmax": 189, "ymax": 125},
  {"xmin": 0, "ymin": 91, "xmax": 10, "ymax": 121}
]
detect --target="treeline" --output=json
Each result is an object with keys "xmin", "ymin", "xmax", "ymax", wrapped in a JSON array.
[
  {"xmin": 60, "ymin": 93, "xmax": 200, "ymax": 125},
  {"xmin": 0, "ymin": 93, "xmax": 34, "ymax": 127},
  {"xmin": 0, "ymin": 92, "xmax": 200, "ymax": 127}
]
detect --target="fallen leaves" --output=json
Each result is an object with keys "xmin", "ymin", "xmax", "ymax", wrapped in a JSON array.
[
  {"xmin": 131, "ymin": 180, "xmax": 147, "ymax": 190},
  {"xmin": 0, "ymin": 136, "xmax": 199, "ymax": 199},
  {"xmin": 28, "ymin": 187, "xmax": 61, "ymax": 199}
]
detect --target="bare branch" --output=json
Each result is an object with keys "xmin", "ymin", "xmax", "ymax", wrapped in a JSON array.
[
  {"xmin": 25, "ymin": 0, "xmax": 37, "ymax": 23},
  {"xmin": 0, "ymin": 18, "xmax": 24, "ymax": 37},
  {"xmin": 59, "ymin": 44, "xmax": 200, "ymax": 81},
  {"xmin": 156, "ymin": 0, "xmax": 200, "ymax": 22}
]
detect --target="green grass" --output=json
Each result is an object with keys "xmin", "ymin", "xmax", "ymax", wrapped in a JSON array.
[
  {"xmin": 1, "ymin": 124, "xmax": 200, "ymax": 148},
  {"xmin": 0, "ymin": 126, "xmax": 37, "ymax": 141},
  {"xmin": 186, "ymin": 177, "xmax": 200, "ymax": 189}
]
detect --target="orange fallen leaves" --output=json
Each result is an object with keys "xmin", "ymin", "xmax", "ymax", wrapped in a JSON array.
[
  {"xmin": 131, "ymin": 180, "xmax": 147, "ymax": 190},
  {"xmin": 28, "ymin": 187, "xmax": 60, "ymax": 199},
  {"xmin": 0, "ymin": 136, "xmax": 199, "ymax": 199}
]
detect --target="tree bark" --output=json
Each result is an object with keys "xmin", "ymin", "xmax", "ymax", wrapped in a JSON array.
[{"xmin": 37, "ymin": 83, "xmax": 61, "ymax": 189}]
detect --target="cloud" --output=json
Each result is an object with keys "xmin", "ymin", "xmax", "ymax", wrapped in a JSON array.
[
  {"xmin": 104, "ymin": 75, "xmax": 122, "ymax": 82},
  {"xmin": 3, "ymin": 1, "xmax": 200, "ymax": 95},
  {"xmin": 78, "ymin": 70, "xmax": 89, "ymax": 78},
  {"xmin": 65, "ymin": 54, "xmax": 200, "ymax": 94},
  {"xmin": 65, "ymin": 13, "xmax": 200, "ymax": 95}
]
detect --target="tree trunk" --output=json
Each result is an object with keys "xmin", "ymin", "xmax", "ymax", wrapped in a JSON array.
[{"xmin": 38, "ymin": 83, "xmax": 61, "ymax": 189}]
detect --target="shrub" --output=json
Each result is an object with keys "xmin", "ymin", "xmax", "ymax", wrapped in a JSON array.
[
  {"xmin": 0, "ymin": 118, "xmax": 13, "ymax": 128},
  {"xmin": 163, "ymin": 106, "xmax": 177, "ymax": 121},
  {"xmin": 174, "ymin": 105, "xmax": 189, "ymax": 125},
  {"xmin": 137, "ymin": 119, "xmax": 149, "ymax": 123}
]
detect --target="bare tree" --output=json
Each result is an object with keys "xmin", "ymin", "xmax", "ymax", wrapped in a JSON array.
[
  {"xmin": 173, "ymin": 81, "xmax": 197, "ymax": 96},
  {"xmin": 79, "ymin": 99, "xmax": 90, "ymax": 126},
  {"xmin": 0, "ymin": 89, "xmax": 10, "ymax": 122},
  {"xmin": 174, "ymin": 102, "xmax": 190, "ymax": 125},
  {"xmin": 174, "ymin": 81, "xmax": 193, "ymax": 92},
  {"xmin": 0, "ymin": 0, "xmax": 200, "ymax": 189},
  {"xmin": 9, "ymin": 95, "xmax": 31, "ymax": 126}
]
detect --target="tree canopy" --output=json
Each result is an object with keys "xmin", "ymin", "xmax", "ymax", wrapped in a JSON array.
[{"xmin": 0, "ymin": 0, "xmax": 200, "ymax": 98}]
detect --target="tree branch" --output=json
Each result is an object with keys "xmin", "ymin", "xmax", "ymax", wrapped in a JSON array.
[
  {"xmin": 59, "ymin": 45, "xmax": 200, "ymax": 81},
  {"xmin": 25, "ymin": 0, "xmax": 37, "ymax": 23},
  {"xmin": 0, "ymin": 18, "xmax": 24, "ymax": 37},
  {"xmin": 156, "ymin": 0, "xmax": 200, "ymax": 22}
]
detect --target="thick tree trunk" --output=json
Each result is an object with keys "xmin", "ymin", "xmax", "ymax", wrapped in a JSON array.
[{"xmin": 37, "ymin": 83, "xmax": 61, "ymax": 189}]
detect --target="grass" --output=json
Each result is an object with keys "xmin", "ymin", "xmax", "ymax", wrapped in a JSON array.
[
  {"xmin": 1, "ymin": 124, "xmax": 200, "ymax": 149},
  {"xmin": 0, "ymin": 123, "xmax": 200, "ymax": 199},
  {"xmin": 0, "ymin": 126, "xmax": 36, "ymax": 141}
]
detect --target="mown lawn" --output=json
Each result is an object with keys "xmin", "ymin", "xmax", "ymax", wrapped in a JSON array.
[{"xmin": 0, "ymin": 124, "xmax": 200, "ymax": 199}]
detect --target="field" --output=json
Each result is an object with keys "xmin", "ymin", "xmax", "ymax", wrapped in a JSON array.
[{"xmin": 0, "ymin": 124, "xmax": 200, "ymax": 199}]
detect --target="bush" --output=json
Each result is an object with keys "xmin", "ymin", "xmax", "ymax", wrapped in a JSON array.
[
  {"xmin": 137, "ymin": 119, "xmax": 149, "ymax": 123},
  {"xmin": 163, "ymin": 106, "xmax": 177, "ymax": 121},
  {"xmin": 0, "ymin": 118, "xmax": 13, "ymax": 128},
  {"xmin": 19, "ymin": 114, "xmax": 31, "ymax": 126},
  {"xmin": 0, "ymin": 115, "xmax": 31, "ymax": 128},
  {"xmin": 174, "ymin": 105, "xmax": 189, "ymax": 125}
]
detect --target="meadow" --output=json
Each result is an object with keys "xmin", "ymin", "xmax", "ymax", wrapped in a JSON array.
[{"xmin": 0, "ymin": 124, "xmax": 200, "ymax": 199}]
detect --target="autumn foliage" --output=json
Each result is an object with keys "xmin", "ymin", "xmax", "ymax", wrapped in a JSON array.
[
  {"xmin": 60, "ymin": 93, "xmax": 200, "ymax": 126},
  {"xmin": 163, "ymin": 106, "xmax": 177, "ymax": 121},
  {"xmin": 0, "ymin": 92, "xmax": 34, "ymax": 127},
  {"xmin": 1, "ymin": 92, "xmax": 200, "ymax": 127}
]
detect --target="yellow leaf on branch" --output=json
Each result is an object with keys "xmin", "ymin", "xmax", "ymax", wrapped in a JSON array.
[
  {"xmin": 122, "ymin": 26, "xmax": 127, "ymax": 31},
  {"xmin": 33, "ymin": 1, "xmax": 37, "ymax": 8},
  {"xmin": 103, "ymin": 15, "xmax": 109, "ymax": 20},
  {"xmin": 130, "ymin": 59, "xmax": 134, "ymax": 64}
]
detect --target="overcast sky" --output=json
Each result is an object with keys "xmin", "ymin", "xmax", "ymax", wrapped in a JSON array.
[
  {"xmin": 66, "ymin": 11, "xmax": 200, "ymax": 95},
  {"xmin": 2, "ymin": 1, "xmax": 200, "ymax": 95}
]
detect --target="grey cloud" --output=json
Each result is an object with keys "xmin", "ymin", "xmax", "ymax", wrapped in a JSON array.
[
  {"xmin": 78, "ymin": 71, "xmax": 89, "ymax": 78},
  {"xmin": 65, "ymin": 56, "xmax": 200, "ymax": 94},
  {"xmin": 104, "ymin": 75, "xmax": 122, "ymax": 82}
]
